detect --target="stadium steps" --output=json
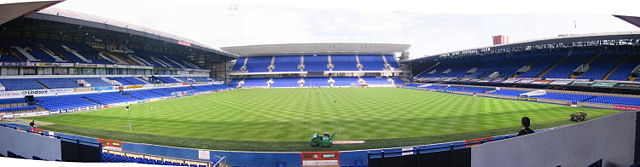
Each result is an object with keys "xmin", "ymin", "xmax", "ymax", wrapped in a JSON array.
[
  {"xmin": 122, "ymin": 93, "xmax": 140, "ymax": 100},
  {"xmin": 82, "ymin": 97, "xmax": 103, "ymax": 105},
  {"xmin": 513, "ymin": 55, "xmax": 545, "ymax": 77},
  {"xmin": 583, "ymin": 96, "xmax": 598, "ymax": 102},
  {"xmin": 52, "ymin": 50, "xmax": 71, "ymax": 62},
  {"xmin": 535, "ymin": 52, "xmax": 572, "ymax": 78},
  {"xmin": 8, "ymin": 50, "xmax": 25, "ymax": 62},
  {"xmin": 35, "ymin": 80, "xmax": 49, "ymax": 89},
  {"xmin": 569, "ymin": 52, "xmax": 603, "ymax": 79},
  {"xmin": 603, "ymin": 52, "xmax": 635, "ymax": 80}
]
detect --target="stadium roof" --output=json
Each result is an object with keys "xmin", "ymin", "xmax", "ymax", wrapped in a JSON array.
[
  {"xmin": 406, "ymin": 31, "xmax": 640, "ymax": 64},
  {"xmin": 0, "ymin": 0, "xmax": 62, "ymax": 25},
  {"xmin": 614, "ymin": 15, "xmax": 640, "ymax": 29},
  {"xmin": 0, "ymin": 1, "xmax": 236, "ymax": 58},
  {"xmin": 221, "ymin": 43, "xmax": 411, "ymax": 57},
  {"xmin": 25, "ymin": 8, "xmax": 236, "ymax": 58}
]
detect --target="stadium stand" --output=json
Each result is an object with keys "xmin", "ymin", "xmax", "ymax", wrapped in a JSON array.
[
  {"xmin": 586, "ymin": 96, "xmax": 640, "ymax": 107},
  {"xmin": 303, "ymin": 55, "xmax": 329, "ymax": 71},
  {"xmin": 359, "ymin": 55, "xmax": 386, "ymax": 71},
  {"xmin": 361, "ymin": 77, "xmax": 389, "ymax": 85},
  {"xmin": 107, "ymin": 77, "xmax": 148, "ymax": 85},
  {"xmin": 519, "ymin": 52, "xmax": 568, "ymax": 78},
  {"xmin": 101, "ymin": 151, "xmax": 211, "ymax": 167},
  {"xmin": 245, "ymin": 56, "xmax": 272, "ymax": 72},
  {"xmin": 607, "ymin": 52, "xmax": 640, "ymax": 81},
  {"xmin": 331, "ymin": 55, "xmax": 358, "ymax": 71},
  {"xmin": 576, "ymin": 51, "xmax": 630, "ymax": 80},
  {"xmin": 232, "ymin": 57, "xmax": 247, "ymax": 72},
  {"xmin": 37, "ymin": 95, "xmax": 100, "ymax": 111},
  {"xmin": 385, "ymin": 55, "xmax": 400, "ymax": 69},
  {"xmin": 543, "ymin": 51, "xmax": 597, "ymax": 78},
  {"xmin": 271, "ymin": 78, "xmax": 300, "ymax": 87},
  {"xmin": 0, "ymin": 39, "xmax": 203, "ymax": 69},
  {"xmin": 273, "ymin": 56, "xmax": 301, "ymax": 72},
  {"xmin": 241, "ymin": 78, "xmax": 269, "ymax": 87},
  {"xmin": 415, "ymin": 49, "xmax": 640, "ymax": 83},
  {"xmin": 0, "ymin": 79, "xmax": 44, "ymax": 90},
  {"xmin": 332, "ymin": 77, "xmax": 359, "ymax": 86},
  {"xmin": 303, "ymin": 77, "xmax": 330, "ymax": 87}
]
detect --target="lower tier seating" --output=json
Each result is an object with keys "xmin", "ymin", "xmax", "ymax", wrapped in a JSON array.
[{"xmin": 408, "ymin": 84, "xmax": 640, "ymax": 107}]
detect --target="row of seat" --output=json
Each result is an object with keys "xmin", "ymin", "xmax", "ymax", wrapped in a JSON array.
[
  {"xmin": 32, "ymin": 85, "xmax": 232, "ymax": 111},
  {"xmin": 0, "ymin": 39, "xmax": 202, "ymax": 69},
  {"xmin": 417, "ymin": 50, "xmax": 639, "ymax": 81},
  {"xmin": 407, "ymin": 84, "xmax": 640, "ymax": 106},
  {"xmin": 0, "ymin": 105, "xmax": 36, "ymax": 112},
  {"xmin": 231, "ymin": 77, "xmax": 403, "ymax": 87},
  {"xmin": 101, "ymin": 152, "xmax": 207, "ymax": 167},
  {"xmin": 0, "ymin": 77, "xmax": 212, "ymax": 91},
  {"xmin": 233, "ymin": 55, "xmax": 399, "ymax": 72}
]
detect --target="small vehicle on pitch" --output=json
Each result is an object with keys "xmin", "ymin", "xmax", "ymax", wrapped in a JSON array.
[
  {"xmin": 310, "ymin": 132, "xmax": 335, "ymax": 147},
  {"xmin": 570, "ymin": 112, "xmax": 588, "ymax": 122}
]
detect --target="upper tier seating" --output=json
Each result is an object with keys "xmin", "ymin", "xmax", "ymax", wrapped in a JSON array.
[
  {"xmin": 246, "ymin": 57, "xmax": 272, "ymax": 72},
  {"xmin": 0, "ymin": 79, "xmax": 44, "ymax": 90},
  {"xmin": 37, "ymin": 78, "xmax": 81, "ymax": 89},
  {"xmin": 416, "ymin": 49, "xmax": 639, "ymax": 82},
  {"xmin": 153, "ymin": 77, "xmax": 180, "ymax": 83},
  {"xmin": 519, "ymin": 52, "xmax": 567, "ymax": 78},
  {"xmin": 82, "ymin": 78, "xmax": 113, "ymax": 87},
  {"xmin": 175, "ymin": 77, "xmax": 210, "ymax": 83},
  {"xmin": 232, "ymin": 57, "xmax": 246, "ymax": 71},
  {"xmin": 543, "ymin": 51, "xmax": 596, "ymax": 78},
  {"xmin": 108, "ymin": 77, "xmax": 147, "ymax": 85},
  {"xmin": 304, "ymin": 55, "xmax": 329, "ymax": 71},
  {"xmin": 273, "ymin": 56, "xmax": 301, "ymax": 72},
  {"xmin": 0, "ymin": 39, "xmax": 201, "ymax": 69},
  {"xmin": 576, "ymin": 51, "xmax": 630, "ymax": 80},
  {"xmin": 331, "ymin": 55, "xmax": 358, "ymax": 71},
  {"xmin": 607, "ymin": 53, "xmax": 640, "ymax": 81},
  {"xmin": 385, "ymin": 55, "xmax": 400, "ymax": 68},
  {"xmin": 359, "ymin": 55, "xmax": 386, "ymax": 71}
]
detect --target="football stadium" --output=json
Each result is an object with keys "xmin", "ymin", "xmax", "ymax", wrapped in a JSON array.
[{"xmin": 1, "ymin": 1, "xmax": 640, "ymax": 167}]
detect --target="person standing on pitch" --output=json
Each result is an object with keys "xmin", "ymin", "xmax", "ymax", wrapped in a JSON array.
[
  {"xmin": 517, "ymin": 117, "xmax": 535, "ymax": 136},
  {"xmin": 126, "ymin": 105, "xmax": 130, "ymax": 111}
]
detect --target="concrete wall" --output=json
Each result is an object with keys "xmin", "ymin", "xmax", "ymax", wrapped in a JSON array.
[
  {"xmin": 471, "ymin": 112, "xmax": 636, "ymax": 167},
  {"xmin": 0, "ymin": 127, "xmax": 61, "ymax": 160}
]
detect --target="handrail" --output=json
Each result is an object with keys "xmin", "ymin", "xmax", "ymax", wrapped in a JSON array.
[
  {"xmin": 367, "ymin": 135, "xmax": 516, "ymax": 159},
  {"xmin": 0, "ymin": 123, "xmax": 101, "ymax": 146}
]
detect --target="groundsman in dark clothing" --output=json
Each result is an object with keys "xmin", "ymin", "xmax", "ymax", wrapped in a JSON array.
[{"xmin": 518, "ymin": 117, "xmax": 535, "ymax": 136}]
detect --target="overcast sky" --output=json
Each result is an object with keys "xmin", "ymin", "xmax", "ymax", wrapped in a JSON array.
[{"xmin": 26, "ymin": 0, "xmax": 640, "ymax": 59}]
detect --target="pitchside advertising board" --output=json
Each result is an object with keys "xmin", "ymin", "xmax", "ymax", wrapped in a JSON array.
[
  {"xmin": 0, "ymin": 88, "xmax": 74, "ymax": 98},
  {"xmin": 302, "ymin": 152, "xmax": 340, "ymax": 167}
]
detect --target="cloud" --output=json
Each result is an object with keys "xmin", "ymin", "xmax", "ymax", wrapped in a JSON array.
[{"xmin": 47, "ymin": 0, "xmax": 640, "ymax": 59}]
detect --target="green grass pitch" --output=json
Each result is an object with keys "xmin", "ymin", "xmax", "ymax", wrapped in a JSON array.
[{"xmin": 25, "ymin": 87, "xmax": 619, "ymax": 151}]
